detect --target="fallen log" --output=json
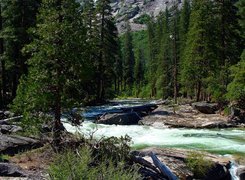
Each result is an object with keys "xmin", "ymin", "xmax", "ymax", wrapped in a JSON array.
[
  {"xmin": 150, "ymin": 152, "xmax": 178, "ymax": 180},
  {"xmin": 130, "ymin": 155, "xmax": 160, "ymax": 174},
  {"xmin": 0, "ymin": 116, "xmax": 23, "ymax": 123}
]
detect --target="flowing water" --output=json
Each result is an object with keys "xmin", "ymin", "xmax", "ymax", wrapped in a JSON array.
[
  {"xmin": 64, "ymin": 121, "xmax": 245, "ymax": 155},
  {"xmin": 62, "ymin": 100, "xmax": 244, "ymax": 178}
]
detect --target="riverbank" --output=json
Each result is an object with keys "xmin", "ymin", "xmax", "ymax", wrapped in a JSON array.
[
  {"xmin": 1, "ymin": 100, "xmax": 245, "ymax": 179},
  {"xmin": 140, "ymin": 104, "xmax": 245, "ymax": 129}
]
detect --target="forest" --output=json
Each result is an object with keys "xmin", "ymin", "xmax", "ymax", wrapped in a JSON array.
[
  {"xmin": 0, "ymin": 0, "xmax": 244, "ymax": 179},
  {"xmin": 0, "ymin": 0, "xmax": 244, "ymax": 112}
]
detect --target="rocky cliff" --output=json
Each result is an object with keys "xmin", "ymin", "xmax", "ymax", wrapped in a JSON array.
[{"xmin": 111, "ymin": 0, "xmax": 182, "ymax": 33}]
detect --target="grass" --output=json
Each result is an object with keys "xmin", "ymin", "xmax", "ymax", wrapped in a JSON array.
[
  {"xmin": 186, "ymin": 151, "xmax": 213, "ymax": 179},
  {"xmin": 0, "ymin": 154, "xmax": 10, "ymax": 162}
]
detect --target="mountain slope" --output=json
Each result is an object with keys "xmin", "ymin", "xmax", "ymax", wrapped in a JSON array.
[{"xmin": 111, "ymin": 0, "xmax": 182, "ymax": 33}]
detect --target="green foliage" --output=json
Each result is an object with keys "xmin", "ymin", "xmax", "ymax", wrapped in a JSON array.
[
  {"xmin": 0, "ymin": 154, "xmax": 10, "ymax": 162},
  {"xmin": 223, "ymin": 106, "xmax": 231, "ymax": 116},
  {"xmin": 181, "ymin": 0, "xmax": 218, "ymax": 101},
  {"xmin": 49, "ymin": 136, "xmax": 140, "ymax": 180},
  {"xmin": 133, "ymin": 13, "xmax": 151, "ymax": 24},
  {"xmin": 226, "ymin": 55, "xmax": 245, "ymax": 104},
  {"xmin": 49, "ymin": 147, "xmax": 140, "ymax": 180},
  {"xmin": 122, "ymin": 20, "xmax": 135, "ymax": 93},
  {"xmin": 186, "ymin": 151, "xmax": 213, "ymax": 179}
]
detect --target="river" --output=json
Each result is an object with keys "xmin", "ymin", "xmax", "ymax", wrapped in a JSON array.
[
  {"xmin": 62, "ymin": 99, "xmax": 244, "ymax": 179},
  {"xmin": 62, "ymin": 99, "xmax": 245, "ymax": 155}
]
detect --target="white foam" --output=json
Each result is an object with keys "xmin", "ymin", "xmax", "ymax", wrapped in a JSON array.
[{"xmin": 63, "ymin": 121, "xmax": 245, "ymax": 153}]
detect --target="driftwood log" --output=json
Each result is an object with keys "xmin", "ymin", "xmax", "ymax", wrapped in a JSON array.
[
  {"xmin": 150, "ymin": 152, "xmax": 178, "ymax": 180},
  {"xmin": 130, "ymin": 152, "xmax": 178, "ymax": 180}
]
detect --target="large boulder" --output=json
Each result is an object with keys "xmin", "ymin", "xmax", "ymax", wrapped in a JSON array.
[
  {"xmin": 237, "ymin": 166, "xmax": 245, "ymax": 180},
  {"xmin": 192, "ymin": 102, "xmax": 218, "ymax": 114},
  {"xmin": 97, "ymin": 112, "xmax": 141, "ymax": 125},
  {"xmin": 0, "ymin": 134, "xmax": 43, "ymax": 155},
  {"xmin": 0, "ymin": 125, "xmax": 23, "ymax": 134},
  {"xmin": 229, "ymin": 107, "xmax": 245, "ymax": 124},
  {"xmin": 204, "ymin": 163, "xmax": 231, "ymax": 180},
  {"xmin": 0, "ymin": 163, "xmax": 27, "ymax": 177}
]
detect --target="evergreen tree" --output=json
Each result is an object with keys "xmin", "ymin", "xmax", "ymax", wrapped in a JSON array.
[
  {"xmin": 12, "ymin": 0, "xmax": 86, "ymax": 136},
  {"xmin": 0, "ymin": 3, "xmax": 6, "ymax": 108},
  {"xmin": 169, "ymin": 1, "xmax": 181, "ymax": 103},
  {"xmin": 147, "ymin": 17, "xmax": 158, "ymax": 97},
  {"xmin": 134, "ymin": 48, "xmax": 144, "ymax": 97},
  {"xmin": 226, "ymin": 0, "xmax": 245, "ymax": 107},
  {"xmin": 114, "ymin": 42, "xmax": 123, "ymax": 95},
  {"xmin": 95, "ymin": 0, "xmax": 119, "ymax": 101},
  {"xmin": 123, "ymin": 20, "xmax": 135, "ymax": 93},
  {"xmin": 1, "ymin": 0, "xmax": 40, "ymax": 100},
  {"xmin": 205, "ymin": 0, "xmax": 242, "ymax": 102},
  {"xmin": 156, "ymin": 8, "xmax": 172, "ymax": 99},
  {"xmin": 181, "ymin": 0, "xmax": 218, "ymax": 101}
]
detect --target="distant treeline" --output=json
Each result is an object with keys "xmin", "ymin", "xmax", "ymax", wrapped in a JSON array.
[{"xmin": 120, "ymin": 0, "xmax": 244, "ymax": 105}]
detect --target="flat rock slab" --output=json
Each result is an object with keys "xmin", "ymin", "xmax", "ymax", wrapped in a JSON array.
[
  {"xmin": 0, "ymin": 135, "xmax": 42, "ymax": 155},
  {"xmin": 140, "ymin": 105, "xmax": 236, "ymax": 128}
]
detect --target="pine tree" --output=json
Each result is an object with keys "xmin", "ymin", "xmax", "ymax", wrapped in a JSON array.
[
  {"xmin": 95, "ymin": 0, "xmax": 119, "ymax": 101},
  {"xmin": 169, "ymin": 1, "xmax": 181, "ymax": 103},
  {"xmin": 134, "ymin": 48, "xmax": 144, "ymax": 97},
  {"xmin": 181, "ymin": 0, "xmax": 218, "ymax": 101},
  {"xmin": 147, "ymin": 17, "xmax": 158, "ymax": 97},
  {"xmin": 156, "ymin": 8, "xmax": 172, "ymax": 99},
  {"xmin": 0, "ymin": 3, "xmax": 6, "ymax": 108},
  {"xmin": 12, "ymin": 0, "xmax": 86, "ymax": 136},
  {"xmin": 123, "ymin": 20, "xmax": 135, "ymax": 93},
  {"xmin": 1, "ymin": 0, "xmax": 40, "ymax": 100},
  {"xmin": 226, "ymin": 0, "xmax": 245, "ymax": 108},
  {"xmin": 114, "ymin": 42, "xmax": 123, "ymax": 95}
]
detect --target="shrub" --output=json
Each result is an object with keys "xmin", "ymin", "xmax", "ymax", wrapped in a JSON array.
[
  {"xmin": 48, "ymin": 146, "xmax": 140, "ymax": 180},
  {"xmin": 186, "ymin": 151, "xmax": 213, "ymax": 178},
  {"xmin": 133, "ymin": 14, "xmax": 151, "ymax": 24}
]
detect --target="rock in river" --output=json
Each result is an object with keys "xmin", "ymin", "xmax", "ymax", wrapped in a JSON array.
[
  {"xmin": 192, "ymin": 102, "xmax": 218, "ymax": 114},
  {"xmin": 97, "ymin": 112, "xmax": 141, "ymax": 125}
]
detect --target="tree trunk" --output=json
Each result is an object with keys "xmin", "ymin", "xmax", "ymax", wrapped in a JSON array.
[
  {"xmin": 0, "ymin": 4, "xmax": 6, "ymax": 108},
  {"xmin": 173, "ymin": 2, "xmax": 178, "ymax": 104},
  {"xmin": 97, "ymin": 4, "xmax": 106, "ymax": 102},
  {"xmin": 52, "ymin": 0, "xmax": 63, "ymax": 151},
  {"xmin": 196, "ymin": 81, "xmax": 201, "ymax": 102}
]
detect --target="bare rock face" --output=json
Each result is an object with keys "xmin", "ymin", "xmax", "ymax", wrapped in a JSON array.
[
  {"xmin": 0, "ymin": 134, "xmax": 42, "ymax": 155},
  {"xmin": 112, "ymin": 0, "xmax": 181, "ymax": 33}
]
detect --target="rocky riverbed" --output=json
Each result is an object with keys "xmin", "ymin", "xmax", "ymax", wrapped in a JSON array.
[
  {"xmin": 139, "ymin": 104, "xmax": 244, "ymax": 129},
  {"xmin": 1, "ymin": 100, "xmax": 245, "ymax": 179}
]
